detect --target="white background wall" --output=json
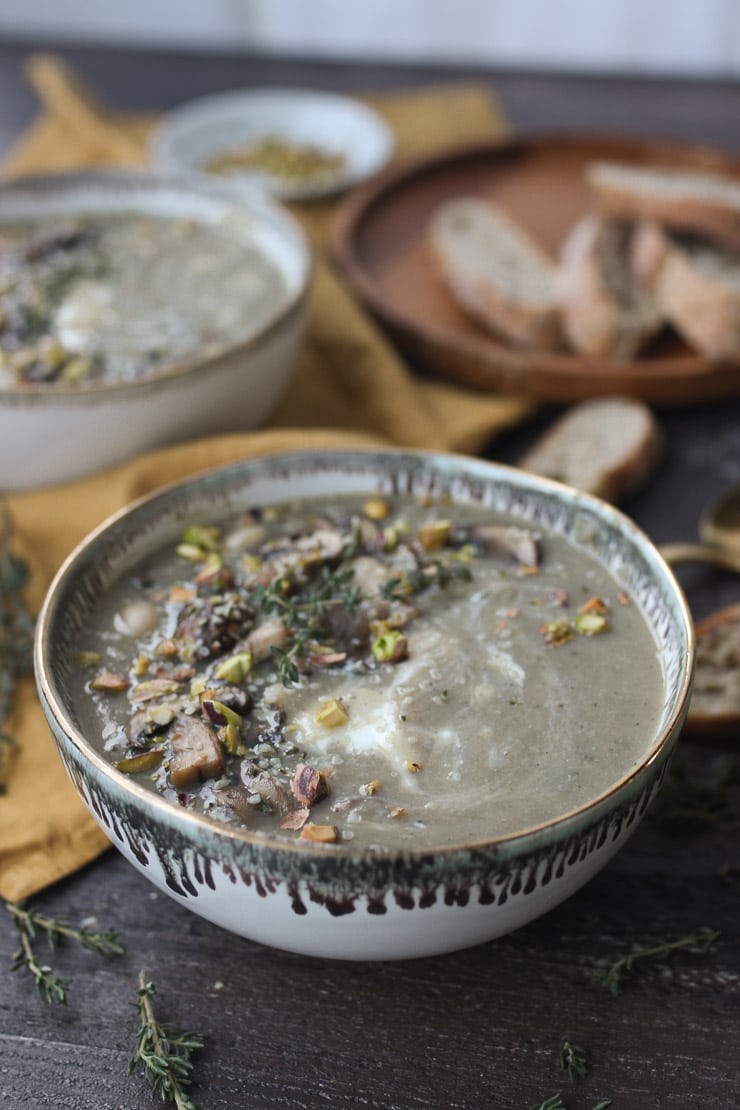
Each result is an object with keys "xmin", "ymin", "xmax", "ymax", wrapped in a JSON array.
[{"xmin": 1, "ymin": 0, "xmax": 740, "ymax": 78}]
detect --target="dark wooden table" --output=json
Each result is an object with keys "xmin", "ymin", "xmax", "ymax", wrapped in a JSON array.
[{"xmin": 1, "ymin": 39, "xmax": 739, "ymax": 1110}]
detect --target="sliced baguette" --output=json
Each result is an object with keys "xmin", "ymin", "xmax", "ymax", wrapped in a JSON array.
[
  {"xmin": 684, "ymin": 603, "xmax": 740, "ymax": 738},
  {"xmin": 428, "ymin": 195, "xmax": 563, "ymax": 349},
  {"xmin": 633, "ymin": 220, "xmax": 740, "ymax": 358},
  {"xmin": 518, "ymin": 396, "xmax": 664, "ymax": 502},
  {"xmin": 586, "ymin": 160, "xmax": 740, "ymax": 252},
  {"xmin": 557, "ymin": 214, "xmax": 663, "ymax": 359}
]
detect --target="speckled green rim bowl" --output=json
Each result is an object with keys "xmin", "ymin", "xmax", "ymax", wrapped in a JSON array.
[
  {"xmin": 35, "ymin": 449, "xmax": 694, "ymax": 960},
  {"xmin": 0, "ymin": 170, "xmax": 311, "ymax": 491}
]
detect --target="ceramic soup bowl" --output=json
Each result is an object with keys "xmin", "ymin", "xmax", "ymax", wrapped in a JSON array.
[
  {"xmin": 0, "ymin": 171, "xmax": 311, "ymax": 491},
  {"xmin": 35, "ymin": 449, "xmax": 694, "ymax": 960}
]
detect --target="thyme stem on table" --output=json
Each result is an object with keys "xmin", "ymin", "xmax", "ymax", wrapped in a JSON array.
[
  {"xmin": 129, "ymin": 970, "xmax": 204, "ymax": 1110},
  {"xmin": 559, "ymin": 1040, "xmax": 589, "ymax": 1082},
  {"xmin": 596, "ymin": 927, "xmax": 720, "ymax": 993},
  {"xmin": 6, "ymin": 900, "xmax": 124, "ymax": 1004}
]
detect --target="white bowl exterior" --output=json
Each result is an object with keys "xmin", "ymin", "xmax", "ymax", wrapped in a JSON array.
[
  {"xmin": 0, "ymin": 172, "xmax": 311, "ymax": 491},
  {"xmin": 0, "ymin": 303, "xmax": 306, "ymax": 490},
  {"xmin": 44, "ymin": 716, "xmax": 671, "ymax": 960},
  {"xmin": 36, "ymin": 450, "xmax": 694, "ymax": 960}
]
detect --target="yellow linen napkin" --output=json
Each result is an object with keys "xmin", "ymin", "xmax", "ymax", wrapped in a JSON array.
[{"xmin": 0, "ymin": 54, "xmax": 535, "ymax": 902}]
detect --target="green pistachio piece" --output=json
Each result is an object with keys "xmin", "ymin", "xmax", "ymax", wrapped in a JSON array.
[
  {"xmin": 214, "ymin": 650, "xmax": 253, "ymax": 684},
  {"xmin": 116, "ymin": 750, "xmax": 164, "ymax": 774}
]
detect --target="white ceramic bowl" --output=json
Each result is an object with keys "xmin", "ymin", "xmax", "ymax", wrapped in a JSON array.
[
  {"xmin": 149, "ymin": 87, "xmax": 395, "ymax": 200},
  {"xmin": 35, "ymin": 449, "xmax": 694, "ymax": 961},
  {"xmin": 0, "ymin": 171, "xmax": 311, "ymax": 491}
]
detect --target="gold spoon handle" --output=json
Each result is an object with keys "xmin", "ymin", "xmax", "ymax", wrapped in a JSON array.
[{"xmin": 658, "ymin": 541, "xmax": 740, "ymax": 572}]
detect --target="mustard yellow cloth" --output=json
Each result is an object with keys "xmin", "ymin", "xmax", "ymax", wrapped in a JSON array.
[{"xmin": 0, "ymin": 54, "xmax": 535, "ymax": 902}]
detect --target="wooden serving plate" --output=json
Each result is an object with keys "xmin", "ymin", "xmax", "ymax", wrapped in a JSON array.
[{"xmin": 333, "ymin": 133, "xmax": 740, "ymax": 405}]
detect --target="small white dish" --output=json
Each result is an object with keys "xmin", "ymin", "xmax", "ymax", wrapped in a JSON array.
[{"xmin": 149, "ymin": 87, "xmax": 395, "ymax": 201}]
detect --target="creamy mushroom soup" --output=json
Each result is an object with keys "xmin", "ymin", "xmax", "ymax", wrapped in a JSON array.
[
  {"xmin": 0, "ymin": 211, "xmax": 287, "ymax": 388},
  {"xmin": 69, "ymin": 493, "xmax": 664, "ymax": 850}
]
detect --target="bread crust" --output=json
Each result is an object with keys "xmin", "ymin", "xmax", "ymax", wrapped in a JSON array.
[
  {"xmin": 587, "ymin": 160, "xmax": 740, "ymax": 252},
  {"xmin": 518, "ymin": 396, "xmax": 664, "ymax": 502},
  {"xmin": 684, "ymin": 603, "xmax": 740, "ymax": 738},
  {"xmin": 558, "ymin": 214, "xmax": 662, "ymax": 359},
  {"xmin": 633, "ymin": 221, "xmax": 740, "ymax": 358},
  {"xmin": 428, "ymin": 195, "xmax": 564, "ymax": 350}
]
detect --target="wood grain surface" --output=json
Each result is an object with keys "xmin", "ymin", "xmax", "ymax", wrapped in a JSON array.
[{"xmin": 1, "ymin": 40, "xmax": 739, "ymax": 1110}]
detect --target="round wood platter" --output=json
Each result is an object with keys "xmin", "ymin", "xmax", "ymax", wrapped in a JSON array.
[{"xmin": 333, "ymin": 132, "xmax": 740, "ymax": 405}]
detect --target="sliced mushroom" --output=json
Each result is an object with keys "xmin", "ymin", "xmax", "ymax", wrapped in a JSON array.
[
  {"xmin": 169, "ymin": 713, "xmax": 225, "ymax": 789},
  {"xmin": 239, "ymin": 761, "xmax": 293, "ymax": 816},
  {"xmin": 245, "ymin": 617, "xmax": 289, "ymax": 663},
  {"xmin": 469, "ymin": 524, "xmax": 540, "ymax": 567}
]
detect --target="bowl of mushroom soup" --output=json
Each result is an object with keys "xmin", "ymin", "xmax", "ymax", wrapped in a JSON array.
[
  {"xmin": 0, "ymin": 171, "xmax": 311, "ymax": 491},
  {"xmin": 35, "ymin": 448, "xmax": 694, "ymax": 960}
]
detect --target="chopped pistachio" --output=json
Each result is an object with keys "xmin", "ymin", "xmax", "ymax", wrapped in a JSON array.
[
  {"xmin": 222, "ymin": 720, "xmax": 242, "ymax": 755},
  {"xmin": 299, "ymin": 823, "xmax": 339, "ymax": 843},
  {"xmin": 540, "ymin": 619, "xmax": 573, "ymax": 646},
  {"xmin": 116, "ymin": 750, "xmax": 164, "ymax": 774},
  {"xmin": 575, "ymin": 612, "xmax": 609, "ymax": 636},
  {"xmin": 371, "ymin": 630, "xmax": 409, "ymax": 663},
  {"xmin": 132, "ymin": 655, "xmax": 150, "ymax": 677},
  {"xmin": 76, "ymin": 650, "xmax": 101, "ymax": 668},
  {"xmin": 169, "ymin": 584, "xmax": 196, "ymax": 603},
  {"xmin": 146, "ymin": 705, "xmax": 175, "ymax": 729},
  {"xmin": 418, "ymin": 519, "xmax": 452, "ymax": 551},
  {"xmin": 181, "ymin": 524, "xmax": 220, "ymax": 551},
  {"xmin": 404, "ymin": 759, "xmax": 424, "ymax": 773},
  {"xmin": 363, "ymin": 497, "xmax": 390, "ymax": 521},
  {"xmin": 176, "ymin": 542, "xmax": 208, "ymax": 562},
  {"xmin": 59, "ymin": 355, "xmax": 93, "ymax": 383},
  {"xmin": 579, "ymin": 596, "xmax": 608, "ymax": 615},
  {"xmin": 200, "ymin": 697, "xmax": 242, "ymax": 728},
  {"xmin": 91, "ymin": 671, "xmax": 130, "ymax": 693},
  {"xmin": 214, "ymin": 650, "xmax": 253, "ymax": 684},
  {"xmin": 360, "ymin": 779, "xmax": 382, "ymax": 796},
  {"xmin": 316, "ymin": 698, "xmax": 349, "ymax": 728}
]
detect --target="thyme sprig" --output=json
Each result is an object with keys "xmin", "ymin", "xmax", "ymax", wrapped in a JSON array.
[
  {"xmin": 6, "ymin": 900, "xmax": 124, "ymax": 1004},
  {"xmin": 596, "ymin": 927, "xmax": 720, "ymax": 993},
  {"xmin": 379, "ymin": 558, "xmax": 472, "ymax": 603},
  {"xmin": 129, "ymin": 970, "xmax": 204, "ymax": 1109},
  {"xmin": 0, "ymin": 506, "xmax": 35, "ymax": 793},
  {"xmin": 254, "ymin": 562, "xmax": 362, "ymax": 686},
  {"xmin": 559, "ymin": 1040, "xmax": 589, "ymax": 1082}
]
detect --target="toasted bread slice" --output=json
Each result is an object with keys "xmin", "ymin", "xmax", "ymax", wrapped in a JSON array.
[
  {"xmin": 684, "ymin": 603, "xmax": 740, "ymax": 738},
  {"xmin": 518, "ymin": 396, "xmax": 664, "ymax": 502},
  {"xmin": 587, "ymin": 160, "xmax": 740, "ymax": 252},
  {"xmin": 428, "ymin": 195, "xmax": 563, "ymax": 349},
  {"xmin": 557, "ymin": 214, "xmax": 663, "ymax": 359},
  {"xmin": 633, "ymin": 221, "xmax": 740, "ymax": 358}
]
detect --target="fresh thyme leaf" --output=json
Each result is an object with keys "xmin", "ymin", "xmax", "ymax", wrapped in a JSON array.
[
  {"xmin": 559, "ymin": 1040, "xmax": 589, "ymax": 1082},
  {"xmin": 530, "ymin": 1095, "xmax": 567, "ymax": 1110},
  {"xmin": 129, "ymin": 970, "xmax": 204, "ymax": 1109},
  {"xmin": 596, "ymin": 927, "xmax": 720, "ymax": 993},
  {"xmin": 6, "ymin": 900, "xmax": 124, "ymax": 1005}
]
